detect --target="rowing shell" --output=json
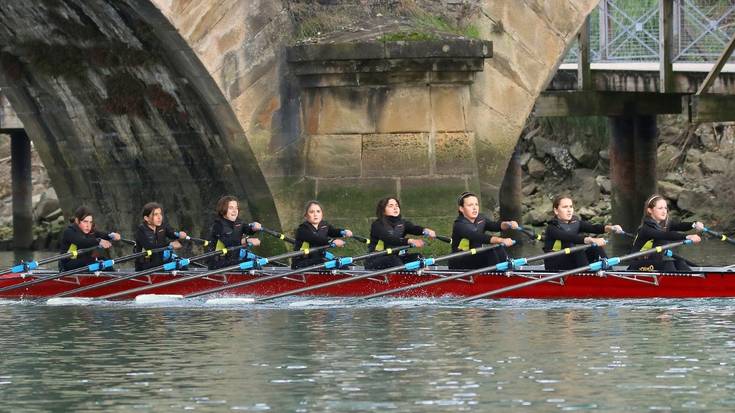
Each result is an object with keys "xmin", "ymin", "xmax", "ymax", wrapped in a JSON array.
[{"xmin": 2, "ymin": 266, "xmax": 735, "ymax": 299}]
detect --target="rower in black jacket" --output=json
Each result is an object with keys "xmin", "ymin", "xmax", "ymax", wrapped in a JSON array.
[
  {"xmin": 292, "ymin": 200, "xmax": 351, "ymax": 269},
  {"xmin": 628, "ymin": 194, "xmax": 702, "ymax": 272},
  {"xmin": 59, "ymin": 206, "xmax": 121, "ymax": 271},
  {"xmin": 448, "ymin": 192, "xmax": 517, "ymax": 270},
  {"xmin": 133, "ymin": 202, "xmax": 189, "ymax": 271},
  {"xmin": 208, "ymin": 195, "xmax": 262, "ymax": 269},
  {"xmin": 365, "ymin": 197, "xmax": 436, "ymax": 270},
  {"xmin": 543, "ymin": 195, "xmax": 622, "ymax": 271}
]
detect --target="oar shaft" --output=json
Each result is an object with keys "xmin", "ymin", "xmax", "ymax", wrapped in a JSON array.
[
  {"xmin": 261, "ymin": 227, "xmax": 296, "ymax": 244},
  {"xmin": 257, "ymin": 245, "xmax": 496, "ymax": 302},
  {"xmin": 358, "ymin": 244, "xmax": 593, "ymax": 300},
  {"xmin": 704, "ymin": 228, "xmax": 735, "ymax": 245},
  {"xmin": 458, "ymin": 240, "xmax": 690, "ymax": 302},
  {"xmin": 185, "ymin": 245, "xmax": 412, "ymax": 299}
]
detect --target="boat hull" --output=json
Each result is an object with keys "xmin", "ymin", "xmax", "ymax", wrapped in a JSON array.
[{"xmin": 2, "ymin": 269, "xmax": 735, "ymax": 299}]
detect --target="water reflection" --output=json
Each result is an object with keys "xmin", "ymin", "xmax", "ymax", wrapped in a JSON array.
[{"xmin": 0, "ymin": 300, "xmax": 734, "ymax": 411}]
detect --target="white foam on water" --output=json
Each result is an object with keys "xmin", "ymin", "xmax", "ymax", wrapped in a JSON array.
[
  {"xmin": 134, "ymin": 294, "xmax": 184, "ymax": 305},
  {"xmin": 204, "ymin": 297, "xmax": 256, "ymax": 305},
  {"xmin": 46, "ymin": 297, "xmax": 95, "ymax": 306},
  {"xmin": 288, "ymin": 299, "xmax": 344, "ymax": 307}
]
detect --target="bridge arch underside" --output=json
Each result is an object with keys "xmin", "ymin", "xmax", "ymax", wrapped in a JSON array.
[{"xmin": 0, "ymin": 0, "xmax": 278, "ymax": 236}]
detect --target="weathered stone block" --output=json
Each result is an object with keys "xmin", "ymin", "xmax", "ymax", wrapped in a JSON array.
[
  {"xmin": 400, "ymin": 177, "xmax": 467, "ymax": 218},
  {"xmin": 430, "ymin": 86, "xmax": 468, "ymax": 132},
  {"xmin": 304, "ymin": 88, "xmax": 375, "ymax": 135},
  {"xmin": 267, "ymin": 176, "xmax": 317, "ymax": 232},
  {"xmin": 362, "ymin": 133, "xmax": 430, "ymax": 177},
  {"xmin": 306, "ymin": 134, "xmax": 362, "ymax": 178},
  {"xmin": 316, "ymin": 178, "xmax": 397, "ymax": 219},
  {"xmin": 435, "ymin": 132, "xmax": 475, "ymax": 175},
  {"xmin": 376, "ymin": 87, "xmax": 431, "ymax": 133}
]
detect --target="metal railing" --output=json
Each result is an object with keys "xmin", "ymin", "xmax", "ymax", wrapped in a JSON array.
[{"xmin": 564, "ymin": 0, "xmax": 735, "ymax": 63}]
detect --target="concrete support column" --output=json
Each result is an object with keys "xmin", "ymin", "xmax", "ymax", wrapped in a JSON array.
[
  {"xmin": 499, "ymin": 148, "xmax": 522, "ymax": 221},
  {"xmin": 11, "ymin": 130, "xmax": 33, "ymax": 249},
  {"xmin": 609, "ymin": 115, "xmax": 657, "ymax": 253}
]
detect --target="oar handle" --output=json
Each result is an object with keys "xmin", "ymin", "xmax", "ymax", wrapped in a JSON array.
[
  {"xmin": 260, "ymin": 227, "xmax": 296, "ymax": 244},
  {"xmin": 703, "ymin": 227, "xmax": 735, "ymax": 245},
  {"xmin": 351, "ymin": 235, "xmax": 371, "ymax": 245},
  {"xmin": 118, "ymin": 238, "xmax": 137, "ymax": 246},
  {"xmin": 434, "ymin": 235, "xmax": 452, "ymax": 243},
  {"xmin": 517, "ymin": 226, "xmax": 543, "ymax": 242}
]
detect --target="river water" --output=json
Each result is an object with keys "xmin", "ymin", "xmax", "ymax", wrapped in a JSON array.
[{"xmin": 0, "ymin": 245, "xmax": 734, "ymax": 412}]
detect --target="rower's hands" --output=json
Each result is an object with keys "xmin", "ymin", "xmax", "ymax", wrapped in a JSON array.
[
  {"xmin": 500, "ymin": 220, "xmax": 519, "ymax": 231},
  {"xmin": 692, "ymin": 222, "xmax": 704, "ymax": 232},
  {"xmin": 109, "ymin": 232, "xmax": 121, "ymax": 241},
  {"xmin": 177, "ymin": 231, "xmax": 188, "ymax": 240},
  {"xmin": 98, "ymin": 239, "xmax": 112, "ymax": 249},
  {"xmin": 422, "ymin": 229, "xmax": 436, "ymax": 239},
  {"xmin": 606, "ymin": 224, "xmax": 624, "ymax": 234},
  {"xmin": 408, "ymin": 238, "xmax": 425, "ymax": 248},
  {"xmin": 332, "ymin": 239, "xmax": 346, "ymax": 247},
  {"xmin": 244, "ymin": 237, "xmax": 260, "ymax": 247},
  {"xmin": 249, "ymin": 222, "xmax": 262, "ymax": 231},
  {"xmin": 499, "ymin": 237, "xmax": 515, "ymax": 247},
  {"xmin": 342, "ymin": 229, "xmax": 353, "ymax": 238},
  {"xmin": 170, "ymin": 240, "xmax": 183, "ymax": 249},
  {"xmin": 584, "ymin": 237, "xmax": 607, "ymax": 247},
  {"xmin": 686, "ymin": 234, "xmax": 702, "ymax": 243}
]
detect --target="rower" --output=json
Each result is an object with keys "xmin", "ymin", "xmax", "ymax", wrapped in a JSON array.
[
  {"xmin": 292, "ymin": 200, "xmax": 352, "ymax": 269},
  {"xmin": 543, "ymin": 195, "xmax": 622, "ymax": 271},
  {"xmin": 628, "ymin": 194, "xmax": 702, "ymax": 272},
  {"xmin": 364, "ymin": 197, "xmax": 436, "ymax": 270},
  {"xmin": 448, "ymin": 192, "xmax": 516, "ymax": 270},
  {"xmin": 207, "ymin": 195, "xmax": 262, "ymax": 269},
  {"xmin": 58, "ymin": 206, "xmax": 121, "ymax": 271},
  {"xmin": 133, "ymin": 202, "xmax": 189, "ymax": 271}
]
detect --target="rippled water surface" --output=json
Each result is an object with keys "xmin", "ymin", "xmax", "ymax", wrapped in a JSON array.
[{"xmin": 1, "ymin": 298, "xmax": 735, "ymax": 412}]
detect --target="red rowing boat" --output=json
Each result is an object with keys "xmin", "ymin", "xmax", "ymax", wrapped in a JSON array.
[{"xmin": 2, "ymin": 267, "xmax": 735, "ymax": 299}]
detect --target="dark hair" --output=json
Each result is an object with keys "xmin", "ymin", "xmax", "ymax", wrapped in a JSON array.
[
  {"xmin": 552, "ymin": 195, "xmax": 573, "ymax": 210},
  {"xmin": 141, "ymin": 202, "xmax": 163, "ymax": 219},
  {"xmin": 642, "ymin": 194, "xmax": 669, "ymax": 227},
  {"xmin": 303, "ymin": 200, "xmax": 323, "ymax": 216},
  {"xmin": 457, "ymin": 191, "xmax": 478, "ymax": 206},
  {"xmin": 376, "ymin": 197, "xmax": 400, "ymax": 219},
  {"xmin": 70, "ymin": 206, "xmax": 94, "ymax": 224},
  {"xmin": 216, "ymin": 195, "xmax": 238, "ymax": 217}
]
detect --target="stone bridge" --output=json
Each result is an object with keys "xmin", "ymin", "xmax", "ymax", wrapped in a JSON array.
[{"xmin": 0, "ymin": 0, "xmax": 596, "ymax": 243}]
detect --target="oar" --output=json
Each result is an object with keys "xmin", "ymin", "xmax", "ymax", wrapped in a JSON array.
[
  {"xmin": 620, "ymin": 231, "xmax": 698, "ymax": 268},
  {"xmin": 518, "ymin": 226, "xmax": 543, "ymax": 242},
  {"xmin": 99, "ymin": 245, "xmax": 333, "ymax": 300},
  {"xmin": 0, "ymin": 245, "xmax": 101, "ymax": 275},
  {"xmin": 456, "ymin": 239, "xmax": 693, "ymax": 302},
  {"xmin": 435, "ymin": 234, "xmax": 452, "ymax": 243},
  {"xmin": 0, "ymin": 246, "xmax": 167, "ymax": 294},
  {"xmin": 703, "ymin": 227, "xmax": 735, "ymax": 245},
  {"xmin": 351, "ymin": 234, "xmax": 371, "ymax": 245},
  {"xmin": 185, "ymin": 245, "xmax": 412, "ymax": 299},
  {"xmin": 175, "ymin": 232, "xmax": 210, "ymax": 246},
  {"xmin": 51, "ymin": 246, "xmax": 245, "ymax": 299},
  {"xmin": 355, "ymin": 244, "xmax": 595, "ymax": 301},
  {"xmin": 260, "ymin": 227, "xmax": 296, "ymax": 244},
  {"xmin": 256, "ymin": 245, "xmax": 500, "ymax": 302}
]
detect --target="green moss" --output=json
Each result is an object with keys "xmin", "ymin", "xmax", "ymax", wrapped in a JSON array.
[{"xmin": 379, "ymin": 31, "xmax": 437, "ymax": 42}]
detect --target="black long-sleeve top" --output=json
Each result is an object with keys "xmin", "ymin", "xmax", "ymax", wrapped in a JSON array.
[
  {"xmin": 208, "ymin": 217, "xmax": 256, "ymax": 268},
  {"xmin": 631, "ymin": 217, "xmax": 692, "ymax": 253},
  {"xmin": 292, "ymin": 220, "xmax": 343, "ymax": 267},
  {"xmin": 59, "ymin": 224, "xmax": 111, "ymax": 271},
  {"xmin": 543, "ymin": 217, "xmax": 605, "ymax": 252},
  {"xmin": 368, "ymin": 216, "xmax": 424, "ymax": 252},
  {"xmin": 451, "ymin": 213, "xmax": 501, "ymax": 252},
  {"xmin": 134, "ymin": 223, "xmax": 179, "ymax": 271}
]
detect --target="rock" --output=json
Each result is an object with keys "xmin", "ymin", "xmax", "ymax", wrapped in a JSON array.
[
  {"xmin": 533, "ymin": 136, "xmax": 575, "ymax": 171},
  {"xmin": 41, "ymin": 207, "xmax": 63, "ymax": 222},
  {"xmin": 662, "ymin": 172, "xmax": 684, "ymax": 186},
  {"xmin": 686, "ymin": 148, "xmax": 702, "ymax": 165},
  {"xmin": 697, "ymin": 124, "xmax": 718, "ymax": 150},
  {"xmin": 522, "ymin": 183, "xmax": 537, "ymax": 196},
  {"xmin": 683, "ymin": 161, "xmax": 704, "ymax": 180},
  {"xmin": 577, "ymin": 206, "xmax": 595, "ymax": 220},
  {"xmin": 573, "ymin": 168, "xmax": 600, "ymax": 205},
  {"xmin": 658, "ymin": 124, "xmax": 681, "ymax": 145},
  {"xmin": 657, "ymin": 180, "xmax": 684, "ymax": 201},
  {"xmin": 599, "ymin": 149, "xmax": 610, "ymax": 161},
  {"xmin": 700, "ymin": 152, "xmax": 729, "ymax": 173},
  {"xmin": 527, "ymin": 158, "xmax": 546, "ymax": 179},
  {"xmin": 657, "ymin": 143, "xmax": 679, "ymax": 174},
  {"xmin": 519, "ymin": 152, "xmax": 532, "ymax": 167},
  {"xmin": 677, "ymin": 189, "xmax": 705, "ymax": 213},
  {"xmin": 532, "ymin": 136, "xmax": 559, "ymax": 158},
  {"xmin": 33, "ymin": 188, "xmax": 59, "ymax": 223},
  {"xmin": 595, "ymin": 175, "xmax": 611, "ymax": 194},
  {"xmin": 569, "ymin": 141, "xmax": 597, "ymax": 168}
]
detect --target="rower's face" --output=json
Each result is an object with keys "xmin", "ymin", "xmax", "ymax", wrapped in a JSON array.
[
  {"xmin": 75, "ymin": 215, "xmax": 94, "ymax": 234},
  {"xmin": 384, "ymin": 199, "xmax": 400, "ymax": 217},
  {"xmin": 459, "ymin": 196, "xmax": 479, "ymax": 221},
  {"xmin": 554, "ymin": 198, "xmax": 574, "ymax": 221},
  {"xmin": 144, "ymin": 208, "xmax": 163, "ymax": 227},
  {"xmin": 305, "ymin": 204, "xmax": 323, "ymax": 225},
  {"xmin": 225, "ymin": 201, "xmax": 239, "ymax": 221},
  {"xmin": 648, "ymin": 199, "xmax": 668, "ymax": 222}
]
